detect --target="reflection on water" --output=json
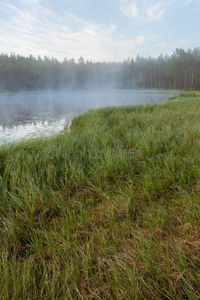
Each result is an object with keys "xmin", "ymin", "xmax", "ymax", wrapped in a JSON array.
[
  {"xmin": 0, "ymin": 119, "xmax": 67, "ymax": 144},
  {"xmin": 0, "ymin": 90, "xmax": 175, "ymax": 145}
]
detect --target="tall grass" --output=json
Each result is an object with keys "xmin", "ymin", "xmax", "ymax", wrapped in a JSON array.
[{"xmin": 0, "ymin": 94, "xmax": 200, "ymax": 299}]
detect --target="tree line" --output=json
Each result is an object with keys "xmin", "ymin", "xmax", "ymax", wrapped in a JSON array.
[{"xmin": 0, "ymin": 47, "xmax": 200, "ymax": 91}]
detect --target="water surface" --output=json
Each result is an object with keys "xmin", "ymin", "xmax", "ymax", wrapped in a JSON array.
[{"xmin": 0, "ymin": 90, "xmax": 175, "ymax": 144}]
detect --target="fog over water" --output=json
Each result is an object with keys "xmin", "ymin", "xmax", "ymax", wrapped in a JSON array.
[{"xmin": 0, "ymin": 90, "xmax": 175, "ymax": 144}]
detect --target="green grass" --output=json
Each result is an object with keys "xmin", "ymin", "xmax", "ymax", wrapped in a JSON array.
[{"xmin": 0, "ymin": 93, "xmax": 200, "ymax": 299}]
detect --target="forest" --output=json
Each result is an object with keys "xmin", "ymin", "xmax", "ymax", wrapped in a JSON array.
[{"xmin": 0, "ymin": 47, "xmax": 200, "ymax": 91}]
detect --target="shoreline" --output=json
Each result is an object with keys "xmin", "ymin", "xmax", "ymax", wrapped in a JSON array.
[
  {"xmin": 0, "ymin": 90, "xmax": 178, "ymax": 145},
  {"xmin": 0, "ymin": 93, "xmax": 200, "ymax": 299}
]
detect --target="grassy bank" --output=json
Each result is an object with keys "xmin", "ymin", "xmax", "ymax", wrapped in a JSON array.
[{"xmin": 0, "ymin": 93, "xmax": 200, "ymax": 299}]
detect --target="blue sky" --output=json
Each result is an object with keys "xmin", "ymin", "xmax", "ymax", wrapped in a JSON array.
[{"xmin": 0, "ymin": 0, "xmax": 199, "ymax": 61}]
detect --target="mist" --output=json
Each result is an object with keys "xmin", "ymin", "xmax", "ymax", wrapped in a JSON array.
[
  {"xmin": 0, "ymin": 89, "xmax": 176, "ymax": 145},
  {"xmin": 1, "ymin": 48, "xmax": 200, "ymax": 93},
  {"xmin": 3, "ymin": 48, "xmax": 198, "ymax": 144}
]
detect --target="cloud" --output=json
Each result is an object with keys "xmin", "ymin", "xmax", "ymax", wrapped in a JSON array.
[
  {"xmin": 147, "ymin": 3, "xmax": 165, "ymax": 20},
  {"xmin": 135, "ymin": 35, "xmax": 144, "ymax": 44},
  {"xmin": 0, "ymin": 1, "xmax": 145, "ymax": 61},
  {"xmin": 120, "ymin": 0, "xmax": 169, "ymax": 21},
  {"xmin": 120, "ymin": 1, "xmax": 138, "ymax": 18}
]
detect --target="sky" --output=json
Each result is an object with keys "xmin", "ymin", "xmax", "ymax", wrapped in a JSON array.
[{"xmin": 0, "ymin": 0, "xmax": 199, "ymax": 62}]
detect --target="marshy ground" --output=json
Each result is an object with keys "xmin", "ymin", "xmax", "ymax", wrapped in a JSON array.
[{"xmin": 0, "ymin": 93, "xmax": 200, "ymax": 299}]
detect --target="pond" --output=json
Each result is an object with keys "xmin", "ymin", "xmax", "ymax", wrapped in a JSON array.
[{"xmin": 0, "ymin": 90, "xmax": 176, "ymax": 144}]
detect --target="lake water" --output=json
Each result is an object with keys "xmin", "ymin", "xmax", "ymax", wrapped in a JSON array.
[{"xmin": 0, "ymin": 90, "xmax": 175, "ymax": 144}]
